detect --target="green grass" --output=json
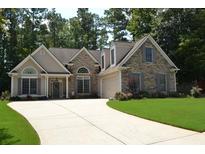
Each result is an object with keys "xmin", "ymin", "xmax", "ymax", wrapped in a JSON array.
[
  {"xmin": 0, "ymin": 100, "xmax": 40, "ymax": 145},
  {"xmin": 107, "ymin": 98, "xmax": 205, "ymax": 132}
]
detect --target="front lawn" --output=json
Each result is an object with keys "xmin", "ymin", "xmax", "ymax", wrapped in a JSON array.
[
  {"xmin": 107, "ymin": 98, "xmax": 205, "ymax": 132},
  {"xmin": 0, "ymin": 101, "xmax": 40, "ymax": 145}
]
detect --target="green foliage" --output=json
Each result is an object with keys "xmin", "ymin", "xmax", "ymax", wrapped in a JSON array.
[
  {"xmin": 1, "ymin": 8, "xmax": 205, "ymax": 94},
  {"xmin": 115, "ymin": 92, "xmax": 129, "ymax": 101},
  {"xmin": 108, "ymin": 98, "xmax": 205, "ymax": 132},
  {"xmin": 190, "ymin": 86, "xmax": 202, "ymax": 98},
  {"xmin": 0, "ymin": 91, "xmax": 10, "ymax": 100},
  {"xmin": 0, "ymin": 101, "xmax": 40, "ymax": 144},
  {"xmin": 104, "ymin": 8, "xmax": 130, "ymax": 41},
  {"xmin": 127, "ymin": 8, "xmax": 159, "ymax": 39}
]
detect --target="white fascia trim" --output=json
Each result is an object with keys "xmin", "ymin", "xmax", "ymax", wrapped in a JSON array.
[
  {"xmin": 98, "ymin": 66, "xmax": 120, "ymax": 77},
  {"xmin": 31, "ymin": 45, "xmax": 71, "ymax": 74},
  {"xmin": 69, "ymin": 47, "xmax": 98, "ymax": 63},
  {"xmin": 101, "ymin": 51, "xmax": 105, "ymax": 71},
  {"xmin": 148, "ymin": 35, "xmax": 179, "ymax": 70},
  {"xmin": 110, "ymin": 43, "xmax": 116, "ymax": 67},
  {"xmin": 41, "ymin": 74, "xmax": 71, "ymax": 77},
  {"xmin": 30, "ymin": 56, "xmax": 48, "ymax": 73},
  {"xmin": 118, "ymin": 35, "xmax": 179, "ymax": 70},
  {"xmin": 76, "ymin": 66, "xmax": 90, "ymax": 74},
  {"xmin": 118, "ymin": 36, "xmax": 148, "ymax": 67},
  {"xmin": 9, "ymin": 55, "xmax": 48, "ymax": 74}
]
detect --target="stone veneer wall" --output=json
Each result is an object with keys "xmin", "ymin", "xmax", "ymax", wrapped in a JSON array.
[
  {"xmin": 121, "ymin": 39, "xmax": 176, "ymax": 93},
  {"xmin": 68, "ymin": 50, "xmax": 99, "ymax": 97}
]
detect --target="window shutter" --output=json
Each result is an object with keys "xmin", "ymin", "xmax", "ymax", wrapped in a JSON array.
[
  {"xmin": 38, "ymin": 78, "xmax": 41, "ymax": 95},
  {"xmin": 18, "ymin": 78, "xmax": 21, "ymax": 95},
  {"xmin": 141, "ymin": 72, "xmax": 144, "ymax": 91}
]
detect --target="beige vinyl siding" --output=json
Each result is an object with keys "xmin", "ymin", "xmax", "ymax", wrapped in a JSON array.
[
  {"xmin": 14, "ymin": 59, "xmax": 46, "ymax": 96},
  {"xmin": 13, "ymin": 76, "xmax": 18, "ymax": 96},
  {"xmin": 32, "ymin": 48, "xmax": 66, "ymax": 73},
  {"xmin": 101, "ymin": 71, "xmax": 121, "ymax": 98},
  {"xmin": 16, "ymin": 59, "xmax": 42, "ymax": 75}
]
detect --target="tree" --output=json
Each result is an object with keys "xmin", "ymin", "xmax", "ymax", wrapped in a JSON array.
[
  {"xmin": 47, "ymin": 8, "xmax": 67, "ymax": 47},
  {"xmin": 127, "ymin": 8, "xmax": 159, "ymax": 40},
  {"xmin": 175, "ymin": 9, "xmax": 205, "ymax": 82},
  {"xmin": 104, "ymin": 8, "xmax": 130, "ymax": 41},
  {"xmin": 21, "ymin": 8, "xmax": 48, "ymax": 54},
  {"xmin": 0, "ymin": 9, "xmax": 21, "ymax": 92}
]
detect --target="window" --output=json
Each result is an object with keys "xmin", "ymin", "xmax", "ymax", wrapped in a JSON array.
[
  {"xmin": 22, "ymin": 78, "xmax": 37, "ymax": 95},
  {"xmin": 111, "ymin": 49, "xmax": 115, "ymax": 65},
  {"xmin": 22, "ymin": 79, "xmax": 29, "ymax": 94},
  {"xmin": 77, "ymin": 76, "xmax": 90, "ymax": 94},
  {"xmin": 77, "ymin": 67, "xmax": 89, "ymax": 73},
  {"xmin": 30, "ymin": 79, "xmax": 37, "ymax": 94},
  {"xmin": 101, "ymin": 55, "xmax": 105, "ymax": 69},
  {"xmin": 22, "ymin": 67, "xmax": 37, "ymax": 75},
  {"xmin": 128, "ymin": 73, "xmax": 141, "ymax": 93},
  {"xmin": 145, "ymin": 47, "xmax": 153, "ymax": 62},
  {"xmin": 158, "ymin": 74, "xmax": 166, "ymax": 91}
]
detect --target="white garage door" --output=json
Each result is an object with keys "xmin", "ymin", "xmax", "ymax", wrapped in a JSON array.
[{"xmin": 101, "ymin": 72, "xmax": 120, "ymax": 98}]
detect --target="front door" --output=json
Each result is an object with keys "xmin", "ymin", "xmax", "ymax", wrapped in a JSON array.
[{"xmin": 52, "ymin": 81, "xmax": 60, "ymax": 98}]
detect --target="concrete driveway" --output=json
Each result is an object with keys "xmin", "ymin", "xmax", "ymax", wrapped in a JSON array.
[{"xmin": 9, "ymin": 99, "xmax": 205, "ymax": 145}]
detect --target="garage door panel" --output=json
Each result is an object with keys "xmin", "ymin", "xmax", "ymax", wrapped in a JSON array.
[{"xmin": 101, "ymin": 72, "xmax": 120, "ymax": 98}]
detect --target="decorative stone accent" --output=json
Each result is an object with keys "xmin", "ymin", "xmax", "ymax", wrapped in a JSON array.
[
  {"xmin": 122, "ymin": 39, "xmax": 176, "ymax": 93},
  {"xmin": 68, "ymin": 49, "xmax": 99, "ymax": 97}
]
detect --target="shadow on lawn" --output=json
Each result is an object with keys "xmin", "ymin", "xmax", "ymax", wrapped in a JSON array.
[{"xmin": 0, "ymin": 128, "xmax": 20, "ymax": 145}]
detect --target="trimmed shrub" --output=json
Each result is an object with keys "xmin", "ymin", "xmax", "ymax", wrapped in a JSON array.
[
  {"xmin": 115, "ymin": 92, "xmax": 128, "ymax": 101},
  {"xmin": 151, "ymin": 92, "xmax": 168, "ymax": 98},
  {"xmin": 10, "ymin": 96, "xmax": 21, "ymax": 101},
  {"xmin": 190, "ymin": 86, "xmax": 202, "ymax": 98},
  {"xmin": 126, "ymin": 92, "xmax": 133, "ymax": 99},
  {"xmin": 168, "ymin": 92, "xmax": 180, "ymax": 97},
  {"xmin": 139, "ymin": 91, "xmax": 150, "ymax": 98},
  {"xmin": 0, "ymin": 91, "xmax": 10, "ymax": 100},
  {"xmin": 39, "ymin": 96, "xmax": 48, "ymax": 100}
]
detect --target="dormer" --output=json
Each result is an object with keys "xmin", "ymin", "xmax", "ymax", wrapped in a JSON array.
[
  {"xmin": 110, "ymin": 42, "xmax": 116, "ymax": 67},
  {"xmin": 101, "ymin": 51, "xmax": 105, "ymax": 71}
]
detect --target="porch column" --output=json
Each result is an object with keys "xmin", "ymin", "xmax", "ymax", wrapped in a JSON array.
[
  {"xmin": 11, "ymin": 76, "xmax": 14, "ymax": 97},
  {"xmin": 66, "ymin": 76, "xmax": 69, "ymax": 98},
  {"xmin": 44, "ymin": 76, "xmax": 46, "ymax": 96},
  {"xmin": 46, "ymin": 76, "xmax": 48, "ymax": 97}
]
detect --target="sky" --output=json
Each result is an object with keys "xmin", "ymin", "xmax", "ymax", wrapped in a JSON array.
[{"xmin": 55, "ymin": 8, "xmax": 107, "ymax": 19}]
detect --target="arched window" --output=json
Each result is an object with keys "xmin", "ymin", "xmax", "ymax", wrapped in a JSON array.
[
  {"xmin": 76, "ymin": 67, "xmax": 90, "ymax": 94},
  {"xmin": 21, "ymin": 67, "xmax": 38, "ymax": 95},
  {"xmin": 77, "ymin": 67, "xmax": 89, "ymax": 73},
  {"xmin": 22, "ymin": 67, "xmax": 37, "ymax": 75}
]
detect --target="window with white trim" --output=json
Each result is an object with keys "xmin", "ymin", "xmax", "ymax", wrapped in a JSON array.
[
  {"xmin": 23, "ymin": 67, "xmax": 37, "ymax": 75},
  {"xmin": 158, "ymin": 74, "xmax": 166, "ymax": 91},
  {"xmin": 77, "ymin": 67, "xmax": 89, "ymax": 73},
  {"xmin": 21, "ymin": 67, "xmax": 38, "ymax": 95},
  {"xmin": 101, "ymin": 55, "xmax": 105, "ymax": 69},
  {"xmin": 111, "ymin": 49, "xmax": 115, "ymax": 65},
  {"xmin": 128, "ymin": 73, "xmax": 141, "ymax": 93},
  {"xmin": 145, "ymin": 47, "xmax": 153, "ymax": 62},
  {"xmin": 22, "ymin": 78, "xmax": 37, "ymax": 95},
  {"xmin": 77, "ymin": 76, "xmax": 90, "ymax": 94}
]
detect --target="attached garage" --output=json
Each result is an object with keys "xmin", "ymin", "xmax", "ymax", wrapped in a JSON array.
[{"xmin": 100, "ymin": 71, "xmax": 121, "ymax": 98}]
